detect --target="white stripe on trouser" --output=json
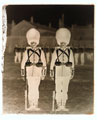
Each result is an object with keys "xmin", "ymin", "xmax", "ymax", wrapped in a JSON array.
[
  {"xmin": 80, "ymin": 52, "xmax": 85, "ymax": 65},
  {"xmin": 27, "ymin": 76, "xmax": 41, "ymax": 107},
  {"xmin": 74, "ymin": 53, "xmax": 79, "ymax": 65},
  {"xmin": 14, "ymin": 52, "xmax": 21, "ymax": 63},
  {"xmin": 55, "ymin": 76, "xmax": 70, "ymax": 107},
  {"xmin": 86, "ymin": 53, "xmax": 93, "ymax": 62}
]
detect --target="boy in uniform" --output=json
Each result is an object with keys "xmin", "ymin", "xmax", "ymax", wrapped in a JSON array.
[
  {"xmin": 21, "ymin": 28, "xmax": 46, "ymax": 111},
  {"xmin": 50, "ymin": 28, "xmax": 74, "ymax": 111}
]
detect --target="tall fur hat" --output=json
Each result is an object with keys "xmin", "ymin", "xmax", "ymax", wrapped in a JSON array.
[
  {"xmin": 26, "ymin": 28, "xmax": 40, "ymax": 45},
  {"xmin": 56, "ymin": 28, "xmax": 71, "ymax": 45}
]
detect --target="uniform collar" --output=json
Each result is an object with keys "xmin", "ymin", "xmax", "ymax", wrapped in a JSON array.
[
  {"xmin": 59, "ymin": 46, "xmax": 70, "ymax": 51},
  {"xmin": 26, "ymin": 46, "xmax": 40, "ymax": 51}
]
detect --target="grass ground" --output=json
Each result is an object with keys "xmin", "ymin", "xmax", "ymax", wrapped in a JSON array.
[{"xmin": 3, "ymin": 53, "xmax": 94, "ymax": 114}]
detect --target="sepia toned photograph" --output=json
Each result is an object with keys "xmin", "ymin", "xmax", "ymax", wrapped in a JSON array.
[{"xmin": 2, "ymin": 5, "xmax": 94, "ymax": 114}]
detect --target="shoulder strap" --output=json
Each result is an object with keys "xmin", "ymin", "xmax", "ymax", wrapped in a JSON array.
[
  {"xmin": 67, "ymin": 48, "xmax": 70, "ymax": 62},
  {"xmin": 27, "ymin": 48, "xmax": 41, "ymax": 62},
  {"xmin": 56, "ymin": 48, "xmax": 71, "ymax": 62}
]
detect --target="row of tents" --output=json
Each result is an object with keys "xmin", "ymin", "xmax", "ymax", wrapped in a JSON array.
[{"xmin": 5, "ymin": 20, "xmax": 94, "ymax": 53}]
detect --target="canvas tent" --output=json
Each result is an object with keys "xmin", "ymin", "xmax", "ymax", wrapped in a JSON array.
[
  {"xmin": 6, "ymin": 20, "xmax": 57, "ymax": 53},
  {"xmin": 6, "ymin": 20, "xmax": 94, "ymax": 53}
]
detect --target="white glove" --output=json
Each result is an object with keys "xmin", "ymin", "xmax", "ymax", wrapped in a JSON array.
[
  {"xmin": 41, "ymin": 66, "xmax": 47, "ymax": 80},
  {"xmin": 70, "ymin": 68, "xmax": 74, "ymax": 79},
  {"xmin": 41, "ymin": 76, "xmax": 45, "ymax": 80},
  {"xmin": 21, "ymin": 69, "xmax": 25, "ymax": 76},
  {"xmin": 50, "ymin": 69, "xmax": 54, "ymax": 80},
  {"xmin": 42, "ymin": 66, "xmax": 47, "ymax": 76}
]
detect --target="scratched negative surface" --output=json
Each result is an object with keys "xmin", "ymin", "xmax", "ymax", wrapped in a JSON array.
[{"xmin": 2, "ymin": 5, "xmax": 94, "ymax": 114}]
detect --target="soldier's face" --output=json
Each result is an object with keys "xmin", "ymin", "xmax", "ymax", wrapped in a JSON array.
[
  {"xmin": 30, "ymin": 42, "xmax": 37, "ymax": 48},
  {"xmin": 60, "ymin": 42, "xmax": 66, "ymax": 49}
]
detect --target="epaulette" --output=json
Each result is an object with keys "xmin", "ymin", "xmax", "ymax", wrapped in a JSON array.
[
  {"xmin": 66, "ymin": 46, "xmax": 70, "ymax": 49},
  {"xmin": 55, "ymin": 46, "xmax": 70, "ymax": 50},
  {"xmin": 26, "ymin": 46, "xmax": 41, "ymax": 50},
  {"xmin": 36, "ymin": 47, "xmax": 41, "ymax": 50},
  {"xmin": 26, "ymin": 46, "xmax": 32, "ymax": 50},
  {"xmin": 55, "ymin": 46, "xmax": 60, "ymax": 50}
]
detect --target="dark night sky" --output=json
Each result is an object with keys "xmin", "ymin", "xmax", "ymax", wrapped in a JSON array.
[{"xmin": 6, "ymin": 5, "xmax": 94, "ymax": 28}]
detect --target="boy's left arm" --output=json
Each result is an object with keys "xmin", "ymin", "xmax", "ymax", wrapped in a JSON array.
[
  {"xmin": 70, "ymin": 49, "xmax": 75, "ymax": 79},
  {"xmin": 41, "ymin": 50, "xmax": 47, "ymax": 79}
]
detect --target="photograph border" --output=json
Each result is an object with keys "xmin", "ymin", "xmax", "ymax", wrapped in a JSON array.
[{"xmin": 0, "ymin": 0, "xmax": 97, "ymax": 120}]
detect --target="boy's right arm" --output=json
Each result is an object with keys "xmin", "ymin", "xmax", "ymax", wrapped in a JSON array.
[
  {"xmin": 21, "ymin": 50, "xmax": 27, "ymax": 76},
  {"xmin": 50, "ymin": 50, "xmax": 57, "ymax": 79}
]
